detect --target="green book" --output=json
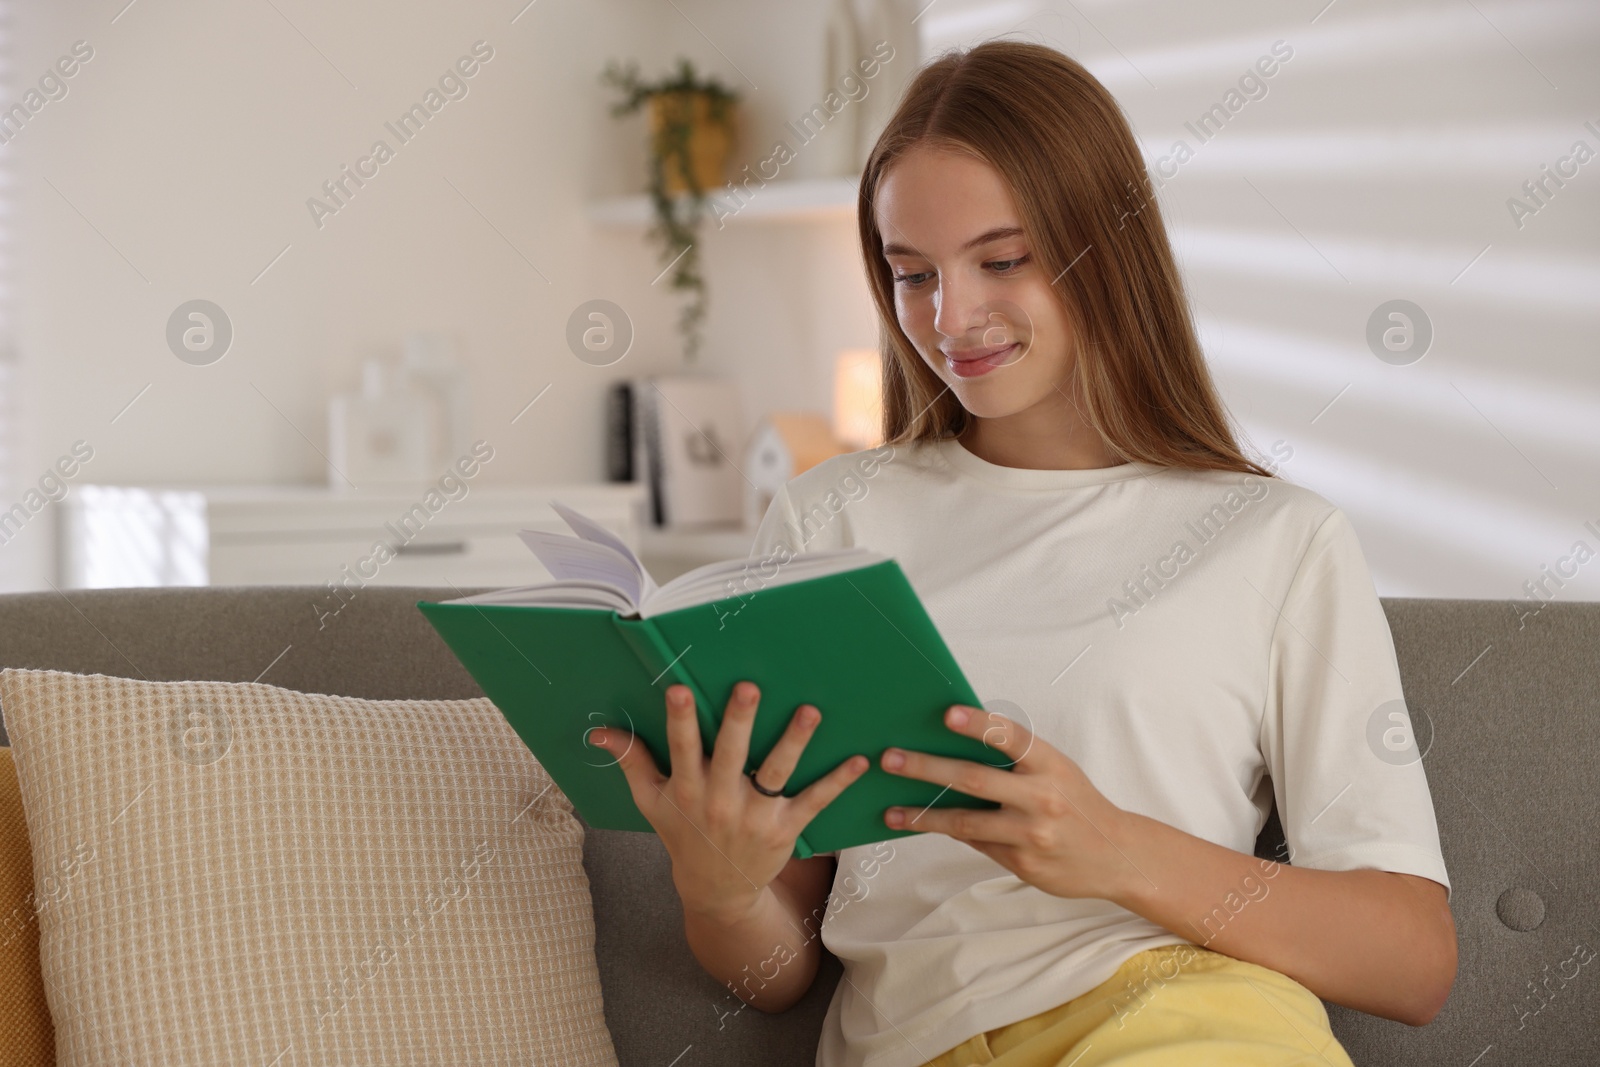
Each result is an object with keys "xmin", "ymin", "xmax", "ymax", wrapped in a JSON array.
[{"xmin": 417, "ymin": 501, "xmax": 1011, "ymax": 859}]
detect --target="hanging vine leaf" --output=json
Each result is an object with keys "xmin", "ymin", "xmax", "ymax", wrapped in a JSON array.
[{"xmin": 600, "ymin": 58, "xmax": 740, "ymax": 366}]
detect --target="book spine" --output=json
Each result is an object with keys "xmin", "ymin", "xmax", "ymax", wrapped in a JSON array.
[{"xmin": 610, "ymin": 613, "xmax": 719, "ymax": 755}]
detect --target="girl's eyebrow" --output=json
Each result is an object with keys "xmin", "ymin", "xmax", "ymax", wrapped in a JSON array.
[{"xmin": 881, "ymin": 225, "xmax": 1027, "ymax": 258}]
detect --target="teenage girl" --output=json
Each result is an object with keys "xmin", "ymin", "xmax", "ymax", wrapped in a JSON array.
[{"xmin": 586, "ymin": 39, "xmax": 1455, "ymax": 1067}]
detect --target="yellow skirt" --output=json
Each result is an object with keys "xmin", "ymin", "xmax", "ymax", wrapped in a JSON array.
[{"xmin": 918, "ymin": 944, "xmax": 1357, "ymax": 1067}]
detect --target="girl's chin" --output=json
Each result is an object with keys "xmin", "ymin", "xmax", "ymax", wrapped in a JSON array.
[{"xmin": 949, "ymin": 375, "xmax": 1071, "ymax": 419}]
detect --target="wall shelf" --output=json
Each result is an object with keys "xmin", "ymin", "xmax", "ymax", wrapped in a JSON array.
[{"xmin": 588, "ymin": 175, "xmax": 860, "ymax": 228}]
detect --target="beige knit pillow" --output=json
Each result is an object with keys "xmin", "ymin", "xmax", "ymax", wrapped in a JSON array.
[{"xmin": 0, "ymin": 668, "xmax": 618, "ymax": 1067}]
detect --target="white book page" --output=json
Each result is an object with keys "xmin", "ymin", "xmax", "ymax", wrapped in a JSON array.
[
  {"xmin": 549, "ymin": 499, "xmax": 659, "ymax": 603},
  {"xmin": 458, "ymin": 503, "xmax": 889, "ymax": 617},
  {"xmin": 639, "ymin": 546, "xmax": 890, "ymax": 617},
  {"xmin": 516, "ymin": 531, "xmax": 642, "ymax": 608},
  {"xmin": 444, "ymin": 579, "xmax": 634, "ymax": 611}
]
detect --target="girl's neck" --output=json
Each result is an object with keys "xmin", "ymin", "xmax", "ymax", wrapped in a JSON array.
[{"xmin": 957, "ymin": 419, "xmax": 1122, "ymax": 472}]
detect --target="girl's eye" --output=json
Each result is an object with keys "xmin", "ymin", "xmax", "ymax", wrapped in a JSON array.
[{"xmin": 891, "ymin": 254, "xmax": 1031, "ymax": 289}]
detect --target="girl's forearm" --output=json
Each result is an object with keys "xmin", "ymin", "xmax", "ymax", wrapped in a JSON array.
[
  {"xmin": 681, "ymin": 882, "xmax": 823, "ymax": 1015},
  {"xmin": 1105, "ymin": 809, "xmax": 1456, "ymax": 1026}
]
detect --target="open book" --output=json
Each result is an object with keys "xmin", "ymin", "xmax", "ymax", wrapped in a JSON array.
[
  {"xmin": 447, "ymin": 500, "xmax": 889, "ymax": 618},
  {"xmin": 418, "ymin": 501, "xmax": 1010, "ymax": 859}
]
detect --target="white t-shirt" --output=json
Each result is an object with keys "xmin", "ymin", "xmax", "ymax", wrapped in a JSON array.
[{"xmin": 745, "ymin": 435, "xmax": 1451, "ymax": 1067}]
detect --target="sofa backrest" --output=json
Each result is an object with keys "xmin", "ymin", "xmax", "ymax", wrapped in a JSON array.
[{"xmin": 0, "ymin": 587, "xmax": 1594, "ymax": 1065}]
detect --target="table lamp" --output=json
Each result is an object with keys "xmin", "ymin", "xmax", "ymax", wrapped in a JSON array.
[{"xmin": 833, "ymin": 347, "xmax": 884, "ymax": 449}]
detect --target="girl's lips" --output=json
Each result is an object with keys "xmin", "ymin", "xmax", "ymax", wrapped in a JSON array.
[{"xmin": 946, "ymin": 342, "xmax": 1018, "ymax": 378}]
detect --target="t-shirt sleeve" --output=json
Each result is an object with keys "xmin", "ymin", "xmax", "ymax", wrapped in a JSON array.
[{"xmin": 1259, "ymin": 507, "xmax": 1452, "ymax": 901}]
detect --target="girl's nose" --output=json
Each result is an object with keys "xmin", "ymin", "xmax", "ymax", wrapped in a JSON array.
[{"xmin": 933, "ymin": 276, "xmax": 990, "ymax": 340}]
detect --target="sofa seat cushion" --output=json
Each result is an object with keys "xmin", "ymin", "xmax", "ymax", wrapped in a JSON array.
[{"xmin": 0, "ymin": 668, "xmax": 618, "ymax": 1067}]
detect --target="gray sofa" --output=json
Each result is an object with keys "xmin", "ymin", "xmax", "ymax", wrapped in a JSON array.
[{"xmin": 0, "ymin": 586, "xmax": 1595, "ymax": 1065}]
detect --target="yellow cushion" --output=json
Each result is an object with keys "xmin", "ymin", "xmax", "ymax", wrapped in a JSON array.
[
  {"xmin": 0, "ymin": 746, "xmax": 53, "ymax": 1067},
  {"xmin": 0, "ymin": 669, "xmax": 618, "ymax": 1066}
]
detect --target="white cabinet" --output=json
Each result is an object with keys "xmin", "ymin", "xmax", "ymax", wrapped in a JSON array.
[{"xmin": 60, "ymin": 483, "xmax": 648, "ymax": 590}]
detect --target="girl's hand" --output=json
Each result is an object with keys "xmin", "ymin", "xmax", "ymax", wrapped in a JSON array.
[
  {"xmin": 879, "ymin": 704, "xmax": 1146, "ymax": 904},
  {"xmin": 589, "ymin": 680, "xmax": 869, "ymax": 922}
]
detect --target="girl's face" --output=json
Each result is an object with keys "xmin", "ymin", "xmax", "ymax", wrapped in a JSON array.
[{"xmin": 875, "ymin": 143, "xmax": 1076, "ymax": 423}]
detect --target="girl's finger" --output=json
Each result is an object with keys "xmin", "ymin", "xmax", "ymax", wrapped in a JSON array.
[
  {"xmin": 591, "ymin": 728, "xmax": 667, "ymax": 813},
  {"xmin": 886, "ymin": 801, "xmax": 1032, "ymax": 845},
  {"xmin": 792, "ymin": 752, "xmax": 871, "ymax": 826},
  {"xmin": 961, "ymin": 705, "xmax": 1040, "ymax": 769},
  {"xmin": 880, "ymin": 746, "xmax": 1032, "ymax": 807},
  {"xmin": 706, "ymin": 680, "xmax": 761, "ymax": 790},
  {"xmin": 749, "ymin": 702, "xmax": 823, "ymax": 797},
  {"xmin": 661, "ymin": 684, "xmax": 708, "ymax": 789}
]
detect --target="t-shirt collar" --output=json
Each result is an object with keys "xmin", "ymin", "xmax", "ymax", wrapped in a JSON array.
[{"xmin": 932, "ymin": 435, "xmax": 1166, "ymax": 490}]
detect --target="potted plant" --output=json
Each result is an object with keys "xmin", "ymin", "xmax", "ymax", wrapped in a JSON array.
[{"xmin": 601, "ymin": 57, "xmax": 740, "ymax": 367}]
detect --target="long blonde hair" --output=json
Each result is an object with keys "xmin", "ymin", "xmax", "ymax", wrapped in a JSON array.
[{"xmin": 861, "ymin": 40, "xmax": 1274, "ymax": 478}]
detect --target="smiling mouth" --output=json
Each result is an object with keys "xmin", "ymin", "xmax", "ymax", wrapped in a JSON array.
[
  {"xmin": 942, "ymin": 342, "xmax": 1021, "ymax": 378},
  {"xmin": 944, "ymin": 342, "xmax": 1019, "ymax": 362}
]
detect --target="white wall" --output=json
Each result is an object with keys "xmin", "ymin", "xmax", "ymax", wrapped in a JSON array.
[
  {"xmin": 1, "ymin": 0, "xmax": 890, "ymax": 592},
  {"xmin": 3, "ymin": 0, "xmax": 1597, "ymax": 603},
  {"xmin": 918, "ymin": 0, "xmax": 1600, "ymax": 605}
]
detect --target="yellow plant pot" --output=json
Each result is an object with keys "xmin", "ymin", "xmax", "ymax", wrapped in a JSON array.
[{"xmin": 648, "ymin": 91, "xmax": 735, "ymax": 196}]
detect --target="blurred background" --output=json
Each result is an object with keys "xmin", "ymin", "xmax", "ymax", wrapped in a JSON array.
[{"xmin": 0, "ymin": 0, "xmax": 1594, "ymax": 601}]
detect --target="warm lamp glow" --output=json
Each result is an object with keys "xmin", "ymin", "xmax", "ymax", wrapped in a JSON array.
[{"xmin": 833, "ymin": 348, "xmax": 884, "ymax": 449}]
